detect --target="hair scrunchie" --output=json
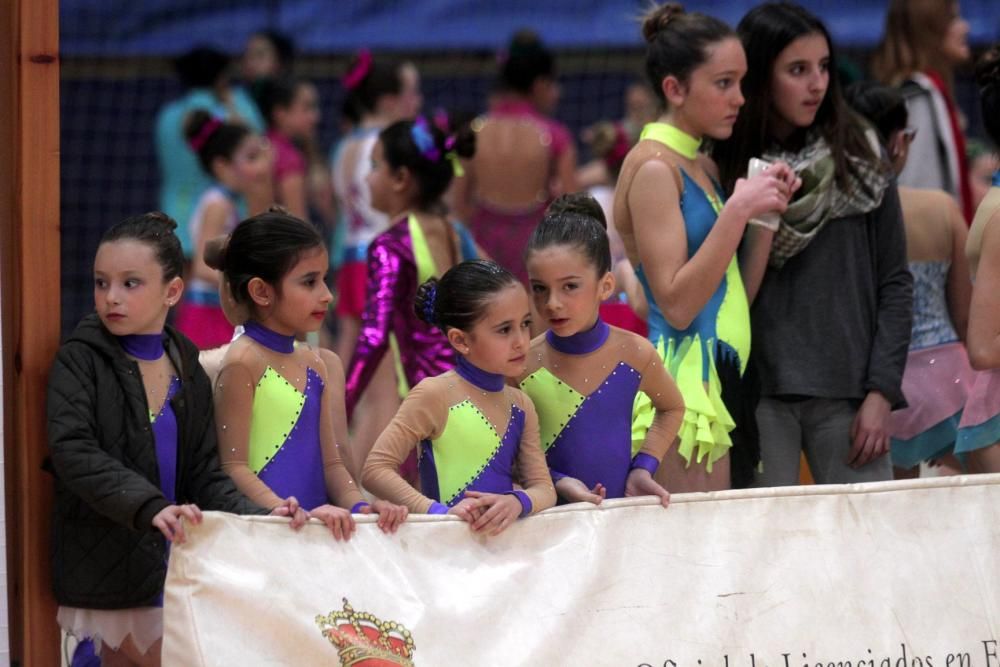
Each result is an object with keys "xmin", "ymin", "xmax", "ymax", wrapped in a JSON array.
[{"xmin": 343, "ymin": 49, "xmax": 373, "ymax": 91}]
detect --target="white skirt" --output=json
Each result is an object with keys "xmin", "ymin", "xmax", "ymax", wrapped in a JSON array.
[{"xmin": 58, "ymin": 605, "xmax": 163, "ymax": 656}]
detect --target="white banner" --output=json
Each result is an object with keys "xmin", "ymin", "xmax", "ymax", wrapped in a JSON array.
[{"xmin": 163, "ymin": 476, "xmax": 1000, "ymax": 666}]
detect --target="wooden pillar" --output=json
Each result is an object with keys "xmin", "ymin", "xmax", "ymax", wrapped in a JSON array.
[{"xmin": 1, "ymin": 0, "xmax": 61, "ymax": 664}]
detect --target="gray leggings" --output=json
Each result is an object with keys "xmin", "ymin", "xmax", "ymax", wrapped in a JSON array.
[{"xmin": 751, "ymin": 396, "xmax": 893, "ymax": 487}]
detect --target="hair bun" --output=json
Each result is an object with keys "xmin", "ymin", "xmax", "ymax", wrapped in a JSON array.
[
  {"xmin": 546, "ymin": 192, "xmax": 608, "ymax": 229},
  {"xmin": 642, "ymin": 2, "xmax": 686, "ymax": 43},
  {"xmin": 142, "ymin": 211, "xmax": 178, "ymax": 232},
  {"xmin": 414, "ymin": 278, "xmax": 440, "ymax": 325},
  {"xmin": 203, "ymin": 235, "xmax": 229, "ymax": 271},
  {"xmin": 976, "ymin": 46, "xmax": 1000, "ymax": 91}
]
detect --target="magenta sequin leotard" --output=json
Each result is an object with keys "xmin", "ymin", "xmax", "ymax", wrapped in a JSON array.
[{"xmin": 344, "ymin": 216, "xmax": 477, "ymax": 417}]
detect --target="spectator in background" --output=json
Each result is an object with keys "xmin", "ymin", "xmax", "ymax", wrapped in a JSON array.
[
  {"xmin": 961, "ymin": 46, "xmax": 1000, "ymax": 473},
  {"xmin": 330, "ymin": 50, "xmax": 422, "ymax": 362},
  {"xmin": 714, "ymin": 3, "xmax": 912, "ymax": 488},
  {"xmin": 241, "ymin": 29, "xmax": 295, "ymax": 85},
  {"xmin": 873, "ymin": 0, "xmax": 974, "ymax": 221},
  {"xmin": 576, "ymin": 82, "xmax": 657, "ymax": 192},
  {"xmin": 176, "ymin": 111, "xmax": 272, "ymax": 350},
  {"xmin": 622, "ymin": 82, "xmax": 659, "ymax": 145},
  {"xmin": 845, "ymin": 81, "xmax": 972, "ymax": 480},
  {"xmin": 453, "ymin": 29, "xmax": 577, "ymax": 285},
  {"xmin": 968, "ymin": 139, "xmax": 1000, "ymax": 212},
  {"xmin": 154, "ymin": 47, "xmax": 265, "ymax": 257},
  {"xmin": 330, "ymin": 51, "xmax": 422, "ymax": 477},
  {"xmin": 578, "ymin": 119, "xmax": 648, "ymax": 335},
  {"xmin": 254, "ymin": 77, "xmax": 320, "ymax": 221}
]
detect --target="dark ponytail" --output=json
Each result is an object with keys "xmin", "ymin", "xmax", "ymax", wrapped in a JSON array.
[
  {"xmin": 380, "ymin": 117, "xmax": 476, "ymax": 209},
  {"xmin": 184, "ymin": 109, "xmax": 251, "ymax": 175},
  {"xmin": 414, "ymin": 260, "xmax": 519, "ymax": 332}
]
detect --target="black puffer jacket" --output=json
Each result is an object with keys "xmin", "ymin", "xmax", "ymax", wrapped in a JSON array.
[{"xmin": 47, "ymin": 314, "xmax": 267, "ymax": 609}]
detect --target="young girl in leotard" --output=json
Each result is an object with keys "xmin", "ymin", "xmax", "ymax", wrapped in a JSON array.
[
  {"xmin": 453, "ymin": 30, "xmax": 577, "ymax": 284},
  {"xmin": 363, "ymin": 261, "xmax": 556, "ymax": 535},
  {"xmin": 211, "ymin": 210, "xmax": 407, "ymax": 537},
  {"xmin": 519, "ymin": 193, "xmax": 685, "ymax": 505},
  {"xmin": 343, "ymin": 117, "xmax": 481, "ymax": 473},
  {"xmin": 614, "ymin": 3, "xmax": 797, "ymax": 491}
]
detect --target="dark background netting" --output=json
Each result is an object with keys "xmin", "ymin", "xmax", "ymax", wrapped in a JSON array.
[{"xmin": 59, "ymin": 2, "xmax": 1000, "ymax": 336}]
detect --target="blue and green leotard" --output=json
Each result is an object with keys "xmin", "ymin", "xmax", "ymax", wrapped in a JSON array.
[{"xmin": 631, "ymin": 122, "xmax": 751, "ymax": 472}]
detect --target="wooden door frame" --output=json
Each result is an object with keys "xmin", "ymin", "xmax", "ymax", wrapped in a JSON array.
[{"xmin": 2, "ymin": 0, "xmax": 61, "ymax": 664}]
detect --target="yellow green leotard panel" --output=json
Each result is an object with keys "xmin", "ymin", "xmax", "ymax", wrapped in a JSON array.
[
  {"xmin": 248, "ymin": 366, "xmax": 307, "ymax": 474},
  {"xmin": 430, "ymin": 400, "xmax": 504, "ymax": 505},
  {"xmin": 519, "ymin": 369, "xmax": 585, "ymax": 452}
]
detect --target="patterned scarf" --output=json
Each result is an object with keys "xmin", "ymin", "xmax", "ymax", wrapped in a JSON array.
[{"xmin": 763, "ymin": 129, "xmax": 890, "ymax": 269}]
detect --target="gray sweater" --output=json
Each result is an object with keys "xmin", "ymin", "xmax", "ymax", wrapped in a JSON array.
[{"xmin": 750, "ymin": 183, "xmax": 912, "ymax": 408}]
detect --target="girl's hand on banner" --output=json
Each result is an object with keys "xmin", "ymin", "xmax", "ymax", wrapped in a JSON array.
[
  {"xmin": 309, "ymin": 504, "xmax": 356, "ymax": 541},
  {"xmin": 625, "ymin": 469, "xmax": 670, "ymax": 508},
  {"xmin": 465, "ymin": 491, "xmax": 522, "ymax": 536},
  {"xmin": 361, "ymin": 499, "xmax": 408, "ymax": 534},
  {"xmin": 153, "ymin": 503, "xmax": 203, "ymax": 544},
  {"xmin": 555, "ymin": 476, "xmax": 606, "ymax": 505},
  {"xmin": 447, "ymin": 496, "xmax": 483, "ymax": 524},
  {"xmin": 271, "ymin": 495, "xmax": 308, "ymax": 530}
]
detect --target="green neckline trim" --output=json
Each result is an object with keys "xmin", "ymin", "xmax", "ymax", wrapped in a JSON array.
[{"xmin": 640, "ymin": 122, "xmax": 701, "ymax": 160}]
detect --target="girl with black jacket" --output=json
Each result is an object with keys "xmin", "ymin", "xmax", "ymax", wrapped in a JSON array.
[{"xmin": 47, "ymin": 212, "xmax": 303, "ymax": 666}]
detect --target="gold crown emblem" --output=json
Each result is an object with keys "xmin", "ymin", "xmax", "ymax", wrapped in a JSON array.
[{"xmin": 315, "ymin": 598, "xmax": 416, "ymax": 667}]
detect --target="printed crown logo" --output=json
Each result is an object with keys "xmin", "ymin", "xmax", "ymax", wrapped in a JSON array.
[{"xmin": 316, "ymin": 598, "xmax": 416, "ymax": 667}]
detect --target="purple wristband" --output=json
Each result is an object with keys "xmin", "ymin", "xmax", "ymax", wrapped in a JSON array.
[
  {"xmin": 428, "ymin": 502, "xmax": 449, "ymax": 515},
  {"xmin": 630, "ymin": 452, "xmax": 659, "ymax": 476},
  {"xmin": 351, "ymin": 501, "xmax": 370, "ymax": 514},
  {"xmin": 506, "ymin": 490, "xmax": 533, "ymax": 517}
]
